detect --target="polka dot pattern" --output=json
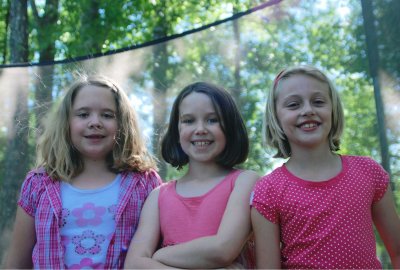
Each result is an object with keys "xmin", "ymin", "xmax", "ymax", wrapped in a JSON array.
[{"xmin": 252, "ymin": 155, "xmax": 389, "ymax": 269}]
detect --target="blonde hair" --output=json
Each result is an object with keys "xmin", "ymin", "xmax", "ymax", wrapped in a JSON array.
[
  {"xmin": 264, "ymin": 65, "xmax": 344, "ymax": 158},
  {"xmin": 36, "ymin": 75, "xmax": 157, "ymax": 181}
]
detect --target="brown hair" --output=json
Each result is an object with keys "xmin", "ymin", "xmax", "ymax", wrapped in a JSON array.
[{"xmin": 161, "ymin": 82, "xmax": 249, "ymax": 169}]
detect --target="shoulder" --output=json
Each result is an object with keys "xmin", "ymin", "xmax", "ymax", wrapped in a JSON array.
[
  {"xmin": 158, "ymin": 180, "xmax": 176, "ymax": 196},
  {"xmin": 160, "ymin": 180, "xmax": 175, "ymax": 188},
  {"xmin": 251, "ymin": 168, "xmax": 286, "ymax": 208},
  {"xmin": 143, "ymin": 169, "xmax": 163, "ymax": 185},
  {"xmin": 343, "ymin": 155, "xmax": 388, "ymax": 173},
  {"xmin": 147, "ymin": 185, "xmax": 162, "ymax": 201},
  {"xmin": 238, "ymin": 169, "xmax": 260, "ymax": 178},
  {"xmin": 236, "ymin": 169, "xmax": 260, "ymax": 183},
  {"xmin": 21, "ymin": 167, "xmax": 55, "ymax": 188},
  {"xmin": 30, "ymin": 167, "xmax": 46, "ymax": 174},
  {"xmin": 344, "ymin": 154, "xmax": 378, "ymax": 165},
  {"xmin": 258, "ymin": 166, "xmax": 285, "ymax": 184},
  {"xmin": 25, "ymin": 167, "xmax": 47, "ymax": 179},
  {"xmin": 123, "ymin": 169, "xmax": 162, "ymax": 186},
  {"xmin": 342, "ymin": 155, "xmax": 389, "ymax": 191},
  {"xmin": 140, "ymin": 168, "xmax": 162, "ymax": 180},
  {"xmin": 253, "ymin": 166, "xmax": 286, "ymax": 192},
  {"xmin": 19, "ymin": 168, "xmax": 56, "ymax": 216},
  {"xmin": 233, "ymin": 169, "xmax": 260, "ymax": 191}
]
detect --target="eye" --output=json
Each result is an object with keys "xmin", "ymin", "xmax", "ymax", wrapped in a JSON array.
[
  {"xmin": 286, "ymin": 101, "xmax": 299, "ymax": 109},
  {"xmin": 180, "ymin": 118, "xmax": 194, "ymax": 124},
  {"xmin": 207, "ymin": 117, "xmax": 219, "ymax": 124},
  {"xmin": 103, "ymin": 112, "xmax": 116, "ymax": 119},
  {"xmin": 77, "ymin": 112, "xmax": 89, "ymax": 118},
  {"xmin": 313, "ymin": 99, "xmax": 326, "ymax": 106}
]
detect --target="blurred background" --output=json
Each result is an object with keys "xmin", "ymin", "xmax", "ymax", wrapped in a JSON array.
[{"xmin": 0, "ymin": 0, "xmax": 398, "ymax": 267}]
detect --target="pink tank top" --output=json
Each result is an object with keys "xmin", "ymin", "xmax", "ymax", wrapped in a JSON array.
[{"xmin": 158, "ymin": 169, "xmax": 255, "ymax": 268}]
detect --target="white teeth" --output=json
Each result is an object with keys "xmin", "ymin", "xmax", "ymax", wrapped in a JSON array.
[
  {"xmin": 302, "ymin": 123, "xmax": 317, "ymax": 128},
  {"xmin": 193, "ymin": 141, "xmax": 210, "ymax": 146}
]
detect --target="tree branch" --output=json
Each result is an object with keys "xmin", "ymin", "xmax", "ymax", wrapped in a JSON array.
[{"xmin": 29, "ymin": 0, "xmax": 40, "ymax": 22}]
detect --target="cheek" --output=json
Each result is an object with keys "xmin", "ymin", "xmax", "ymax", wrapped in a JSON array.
[
  {"xmin": 178, "ymin": 124, "xmax": 191, "ymax": 139},
  {"xmin": 276, "ymin": 110, "xmax": 287, "ymax": 129},
  {"xmin": 109, "ymin": 121, "xmax": 118, "ymax": 133},
  {"xmin": 179, "ymin": 129, "xmax": 189, "ymax": 143},
  {"xmin": 69, "ymin": 121, "xmax": 80, "ymax": 135}
]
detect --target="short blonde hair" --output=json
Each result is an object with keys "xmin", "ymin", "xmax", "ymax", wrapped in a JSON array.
[
  {"xmin": 264, "ymin": 65, "xmax": 344, "ymax": 158},
  {"xmin": 36, "ymin": 75, "xmax": 157, "ymax": 181}
]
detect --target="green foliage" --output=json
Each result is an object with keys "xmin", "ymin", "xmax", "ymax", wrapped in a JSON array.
[
  {"xmin": 0, "ymin": 0, "xmax": 9, "ymax": 64},
  {"xmin": 373, "ymin": 0, "xmax": 400, "ymax": 79},
  {"xmin": 338, "ymin": 74, "xmax": 380, "ymax": 157}
]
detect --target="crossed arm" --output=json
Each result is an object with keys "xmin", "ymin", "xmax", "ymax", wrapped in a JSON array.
[
  {"xmin": 123, "ymin": 187, "xmax": 175, "ymax": 269},
  {"xmin": 124, "ymin": 170, "xmax": 259, "ymax": 269}
]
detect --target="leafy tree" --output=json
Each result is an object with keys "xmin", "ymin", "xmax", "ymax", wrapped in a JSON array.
[{"xmin": 373, "ymin": 0, "xmax": 400, "ymax": 79}]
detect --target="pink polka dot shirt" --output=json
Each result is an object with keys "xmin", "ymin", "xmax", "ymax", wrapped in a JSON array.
[{"xmin": 252, "ymin": 155, "xmax": 389, "ymax": 269}]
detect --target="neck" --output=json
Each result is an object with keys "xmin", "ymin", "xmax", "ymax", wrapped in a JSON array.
[
  {"xmin": 286, "ymin": 145, "xmax": 341, "ymax": 181},
  {"xmin": 289, "ymin": 139, "xmax": 333, "ymax": 162},
  {"xmin": 70, "ymin": 158, "xmax": 116, "ymax": 189},
  {"xmin": 176, "ymin": 161, "xmax": 232, "ymax": 197},
  {"xmin": 184, "ymin": 161, "xmax": 231, "ymax": 182},
  {"xmin": 82, "ymin": 158, "xmax": 111, "ymax": 174}
]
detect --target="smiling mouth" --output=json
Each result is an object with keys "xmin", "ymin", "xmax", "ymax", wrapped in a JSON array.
[
  {"xmin": 192, "ymin": 141, "xmax": 212, "ymax": 146},
  {"xmin": 297, "ymin": 122, "xmax": 319, "ymax": 129},
  {"xmin": 85, "ymin": 135, "xmax": 105, "ymax": 139}
]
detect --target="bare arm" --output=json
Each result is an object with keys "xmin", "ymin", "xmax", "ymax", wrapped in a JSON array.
[
  {"xmin": 372, "ymin": 187, "xmax": 400, "ymax": 269},
  {"xmin": 5, "ymin": 206, "xmax": 36, "ymax": 269},
  {"xmin": 152, "ymin": 170, "xmax": 259, "ymax": 269},
  {"xmin": 124, "ymin": 188, "xmax": 179, "ymax": 269},
  {"xmin": 251, "ymin": 207, "xmax": 281, "ymax": 269}
]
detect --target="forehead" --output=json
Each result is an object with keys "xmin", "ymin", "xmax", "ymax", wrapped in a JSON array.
[
  {"xmin": 179, "ymin": 92, "xmax": 216, "ymax": 114},
  {"xmin": 72, "ymin": 85, "xmax": 116, "ymax": 109},
  {"xmin": 277, "ymin": 74, "xmax": 330, "ymax": 98}
]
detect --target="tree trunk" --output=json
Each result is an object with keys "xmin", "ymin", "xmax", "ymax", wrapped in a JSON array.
[
  {"xmin": 30, "ymin": 0, "xmax": 59, "ymax": 131},
  {"xmin": 9, "ymin": 0, "xmax": 28, "ymax": 62},
  {"xmin": 0, "ymin": 0, "xmax": 29, "ymax": 263},
  {"xmin": 80, "ymin": 0, "xmax": 102, "ymax": 54}
]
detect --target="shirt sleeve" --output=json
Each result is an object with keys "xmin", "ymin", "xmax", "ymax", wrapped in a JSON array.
[
  {"xmin": 251, "ymin": 176, "xmax": 280, "ymax": 224},
  {"xmin": 368, "ymin": 158, "xmax": 390, "ymax": 203},
  {"xmin": 144, "ymin": 169, "xmax": 163, "ymax": 195},
  {"xmin": 17, "ymin": 170, "xmax": 43, "ymax": 217}
]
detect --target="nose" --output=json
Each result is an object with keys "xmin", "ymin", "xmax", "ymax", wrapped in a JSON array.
[
  {"xmin": 301, "ymin": 102, "xmax": 315, "ymax": 116},
  {"xmin": 194, "ymin": 121, "xmax": 207, "ymax": 134},
  {"xmin": 88, "ymin": 115, "xmax": 103, "ymax": 129}
]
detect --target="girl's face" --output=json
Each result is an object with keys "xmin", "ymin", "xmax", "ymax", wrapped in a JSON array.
[
  {"xmin": 178, "ymin": 92, "xmax": 226, "ymax": 164},
  {"xmin": 69, "ymin": 85, "xmax": 118, "ymax": 161},
  {"xmin": 275, "ymin": 74, "xmax": 332, "ymax": 152}
]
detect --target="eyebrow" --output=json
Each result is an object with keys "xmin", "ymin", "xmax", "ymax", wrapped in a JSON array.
[
  {"xmin": 72, "ymin": 107, "xmax": 117, "ymax": 115},
  {"xmin": 73, "ymin": 106, "xmax": 115, "ymax": 110},
  {"xmin": 180, "ymin": 111, "xmax": 217, "ymax": 117},
  {"xmin": 282, "ymin": 90, "xmax": 329, "ymax": 98}
]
